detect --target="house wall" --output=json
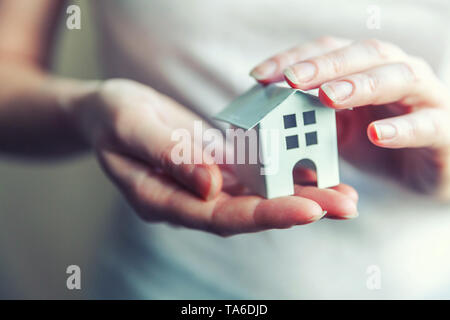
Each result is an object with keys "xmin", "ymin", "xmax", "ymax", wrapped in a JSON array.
[
  {"xmin": 259, "ymin": 92, "xmax": 339, "ymax": 199},
  {"xmin": 231, "ymin": 126, "xmax": 268, "ymax": 198}
]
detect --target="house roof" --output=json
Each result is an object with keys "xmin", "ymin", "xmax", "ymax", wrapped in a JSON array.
[{"xmin": 214, "ymin": 83, "xmax": 320, "ymax": 130}]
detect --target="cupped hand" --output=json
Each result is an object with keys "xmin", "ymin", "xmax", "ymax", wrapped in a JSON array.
[
  {"xmin": 67, "ymin": 79, "xmax": 358, "ymax": 236},
  {"xmin": 251, "ymin": 36, "xmax": 450, "ymax": 199}
]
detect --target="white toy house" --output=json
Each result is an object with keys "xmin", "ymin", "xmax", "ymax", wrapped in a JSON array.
[{"xmin": 215, "ymin": 84, "xmax": 339, "ymax": 199}]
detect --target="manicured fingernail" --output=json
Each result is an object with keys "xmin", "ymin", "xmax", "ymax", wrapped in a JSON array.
[
  {"xmin": 284, "ymin": 62, "xmax": 316, "ymax": 84},
  {"xmin": 321, "ymin": 81, "xmax": 353, "ymax": 102},
  {"xmin": 373, "ymin": 123, "xmax": 397, "ymax": 140},
  {"xmin": 250, "ymin": 60, "xmax": 277, "ymax": 80}
]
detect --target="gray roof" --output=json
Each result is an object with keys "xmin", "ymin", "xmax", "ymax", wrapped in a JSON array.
[{"xmin": 214, "ymin": 83, "xmax": 321, "ymax": 130}]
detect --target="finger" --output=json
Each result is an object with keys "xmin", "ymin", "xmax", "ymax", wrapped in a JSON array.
[
  {"xmin": 95, "ymin": 80, "xmax": 224, "ymax": 200},
  {"xmin": 329, "ymin": 184, "xmax": 359, "ymax": 203},
  {"xmin": 211, "ymin": 194, "xmax": 324, "ymax": 236},
  {"xmin": 156, "ymin": 92, "xmax": 217, "ymax": 138},
  {"xmin": 294, "ymin": 184, "xmax": 358, "ymax": 219},
  {"xmin": 293, "ymin": 166, "xmax": 359, "ymax": 203},
  {"xmin": 249, "ymin": 36, "xmax": 351, "ymax": 84},
  {"xmin": 318, "ymin": 63, "xmax": 417, "ymax": 109},
  {"xmin": 109, "ymin": 111, "xmax": 223, "ymax": 200},
  {"xmin": 284, "ymin": 39, "xmax": 407, "ymax": 90},
  {"xmin": 108, "ymin": 90, "xmax": 225, "ymax": 200},
  {"xmin": 101, "ymin": 150, "xmax": 326, "ymax": 236},
  {"xmin": 367, "ymin": 108, "xmax": 450, "ymax": 148},
  {"xmin": 220, "ymin": 165, "xmax": 248, "ymax": 196},
  {"xmin": 293, "ymin": 166, "xmax": 317, "ymax": 185},
  {"xmin": 102, "ymin": 79, "xmax": 209, "ymax": 134}
]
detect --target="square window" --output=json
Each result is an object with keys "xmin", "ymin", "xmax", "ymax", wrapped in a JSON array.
[
  {"xmin": 303, "ymin": 110, "xmax": 316, "ymax": 125},
  {"xmin": 283, "ymin": 114, "xmax": 297, "ymax": 129},
  {"xmin": 305, "ymin": 132, "xmax": 318, "ymax": 146},
  {"xmin": 285, "ymin": 135, "xmax": 299, "ymax": 150}
]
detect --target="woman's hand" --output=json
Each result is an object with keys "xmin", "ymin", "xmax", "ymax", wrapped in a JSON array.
[
  {"xmin": 67, "ymin": 79, "xmax": 358, "ymax": 236},
  {"xmin": 250, "ymin": 36, "xmax": 450, "ymax": 199}
]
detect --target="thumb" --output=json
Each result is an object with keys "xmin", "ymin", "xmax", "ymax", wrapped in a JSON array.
[
  {"xmin": 162, "ymin": 135, "xmax": 223, "ymax": 201},
  {"xmin": 114, "ymin": 110, "xmax": 223, "ymax": 200}
]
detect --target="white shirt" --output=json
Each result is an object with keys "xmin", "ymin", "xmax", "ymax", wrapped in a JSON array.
[{"xmin": 92, "ymin": 0, "xmax": 450, "ymax": 299}]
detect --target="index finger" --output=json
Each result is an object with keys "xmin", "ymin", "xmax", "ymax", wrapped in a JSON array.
[
  {"xmin": 249, "ymin": 36, "xmax": 351, "ymax": 85},
  {"xmin": 283, "ymin": 39, "xmax": 407, "ymax": 90}
]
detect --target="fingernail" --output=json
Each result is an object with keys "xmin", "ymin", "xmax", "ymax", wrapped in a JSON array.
[
  {"xmin": 340, "ymin": 200, "xmax": 359, "ymax": 219},
  {"xmin": 284, "ymin": 62, "xmax": 316, "ymax": 84},
  {"xmin": 192, "ymin": 167, "xmax": 214, "ymax": 199},
  {"xmin": 307, "ymin": 210, "xmax": 328, "ymax": 224},
  {"xmin": 250, "ymin": 60, "xmax": 277, "ymax": 80},
  {"xmin": 321, "ymin": 81, "xmax": 353, "ymax": 102},
  {"xmin": 207, "ymin": 170, "xmax": 220, "ymax": 200},
  {"xmin": 373, "ymin": 123, "xmax": 397, "ymax": 140},
  {"xmin": 343, "ymin": 211, "xmax": 359, "ymax": 219}
]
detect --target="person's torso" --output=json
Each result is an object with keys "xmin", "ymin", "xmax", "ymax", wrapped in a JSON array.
[{"xmin": 92, "ymin": 0, "xmax": 450, "ymax": 299}]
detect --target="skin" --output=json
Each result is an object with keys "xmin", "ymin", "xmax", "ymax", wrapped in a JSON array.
[
  {"xmin": 1, "ymin": 1, "xmax": 362, "ymax": 238},
  {"xmin": 250, "ymin": 36, "xmax": 450, "ymax": 199}
]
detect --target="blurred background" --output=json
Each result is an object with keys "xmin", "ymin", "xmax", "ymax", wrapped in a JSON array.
[
  {"xmin": 0, "ymin": 0, "xmax": 118, "ymax": 299},
  {"xmin": 0, "ymin": 0, "xmax": 449, "ymax": 300}
]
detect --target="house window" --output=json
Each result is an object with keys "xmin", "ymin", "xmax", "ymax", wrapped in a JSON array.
[
  {"xmin": 305, "ymin": 132, "xmax": 318, "ymax": 146},
  {"xmin": 283, "ymin": 114, "xmax": 297, "ymax": 129},
  {"xmin": 303, "ymin": 110, "xmax": 316, "ymax": 125},
  {"xmin": 285, "ymin": 135, "xmax": 299, "ymax": 150}
]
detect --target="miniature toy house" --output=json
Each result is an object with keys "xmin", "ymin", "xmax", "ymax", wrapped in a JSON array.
[{"xmin": 214, "ymin": 84, "xmax": 339, "ymax": 199}]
